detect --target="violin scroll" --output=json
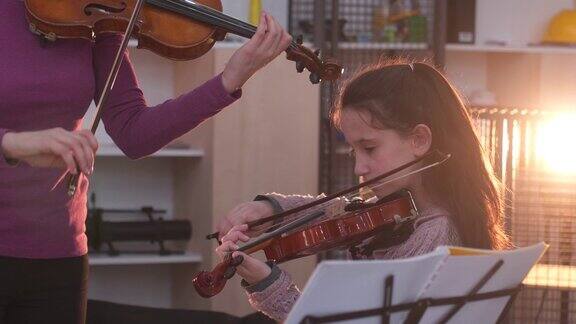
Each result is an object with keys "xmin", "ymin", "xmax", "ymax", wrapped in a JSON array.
[
  {"xmin": 193, "ymin": 255, "xmax": 244, "ymax": 298},
  {"xmin": 286, "ymin": 35, "xmax": 343, "ymax": 84}
]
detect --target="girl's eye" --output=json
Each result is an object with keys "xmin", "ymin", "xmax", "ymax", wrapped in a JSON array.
[
  {"xmin": 364, "ymin": 147, "xmax": 376, "ymax": 154},
  {"xmin": 347, "ymin": 147, "xmax": 355, "ymax": 157}
]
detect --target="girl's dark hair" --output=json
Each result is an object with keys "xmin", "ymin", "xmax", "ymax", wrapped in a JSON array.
[{"xmin": 332, "ymin": 58, "xmax": 510, "ymax": 250}]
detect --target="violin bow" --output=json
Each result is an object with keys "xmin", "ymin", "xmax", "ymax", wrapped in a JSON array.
[
  {"xmin": 206, "ymin": 150, "xmax": 451, "ymax": 241},
  {"xmin": 64, "ymin": 0, "xmax": 147, "ymax": 196},
  {"xmin": 258, "ymin": 151, "xmax": 451, "ymax": 235}
]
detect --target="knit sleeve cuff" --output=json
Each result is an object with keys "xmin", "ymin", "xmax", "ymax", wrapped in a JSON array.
[
  {"xmin": 244, "ymin": 265, "xmax": 300, "ymax": 322},
  {"xmin": 254, "ymin": 195, "xmax": 285, "ymax": 231},
  {"xmin": 241, "ymin": 261, "xmax": 281, "ymax": 293},
  {"xmin": 254, "ymin": 195, "xmax": 284, "ymax": 214},
  {"xmin": 0, "ymin": 129, "xmax": 19, "ymax": 168}
]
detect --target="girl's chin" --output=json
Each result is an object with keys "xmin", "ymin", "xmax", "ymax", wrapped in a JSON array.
[{"xmin": 373, "ymin": 188, "xmax": 397, "ymax": 199}]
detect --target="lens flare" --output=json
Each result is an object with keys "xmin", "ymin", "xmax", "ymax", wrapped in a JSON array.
[{"xmin": 535, "ymin": 114, "xmax": 576, "ymax": 174}]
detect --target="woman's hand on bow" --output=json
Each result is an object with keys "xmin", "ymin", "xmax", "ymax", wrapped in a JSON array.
[
  {"xmin": 221, "ymin": 11, "xmax": 292, "ymax": 93},
  {"xmin": 1, "ymin": 128, "xmax": 98, "ymax": 174},
  {"xmin": 215, "ymin": 224, "xmax": 271, "ymax": 285}
]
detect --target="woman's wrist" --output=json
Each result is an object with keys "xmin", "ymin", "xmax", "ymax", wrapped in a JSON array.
[
  {"xmin": 1, "ymin": 132, "xmax": 19, "ymax": 160},
  {"xmin": 1, "ymin": 132, "xmax": 21, "ymax": 166},
  {"xmin": 221, "ymin": 70, "xmax": 246, "ymax": 94}
]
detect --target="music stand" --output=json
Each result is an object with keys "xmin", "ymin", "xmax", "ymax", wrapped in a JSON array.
[{"xmin": 285, "ymin": 243, "xmax": 547, "ymax": 324}]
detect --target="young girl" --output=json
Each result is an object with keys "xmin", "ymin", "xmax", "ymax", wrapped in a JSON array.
[{"xmin": 215, "ymin": 59, "xmax": 510, "ymax": 322}]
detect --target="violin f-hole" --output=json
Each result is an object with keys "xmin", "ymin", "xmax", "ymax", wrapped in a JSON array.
[{"xmin": 84, "ymin": 2, "xmax": 127, "ymax": 16}]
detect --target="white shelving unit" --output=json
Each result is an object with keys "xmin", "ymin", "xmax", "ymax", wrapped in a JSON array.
[
  {"xmin": 86, "ymin": 43, "xmax": 204, "ymax": 308},
  {"xmin": 97, "ymin": 145, "xmax": 204, "ymax": 158},
  {"xmin": 445, "ymin": 0, "xmax": 576, "ymax": 109},
  {"xmin": 88, "ymin": 251, "xmax": 203, "ymax": 309},
  {"xmin": 339, "ymin": 42, "xmax": 428, "ymax": 50},
  {"xmin": 89, "ymin": 252, "xmax": 202, "ymax": 266},
  {"xmin": 447, "ymin": 44, "xmax": 576, "ymax": 55}
]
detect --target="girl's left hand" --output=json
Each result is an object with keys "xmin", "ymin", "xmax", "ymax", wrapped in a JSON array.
[
  {"xmin": 215, "ymin": 224, "xmax": 272, "ymax": 285},
  {"xmin": 221, "ymin": 11, "xmax": 292, "ymax": 93}
]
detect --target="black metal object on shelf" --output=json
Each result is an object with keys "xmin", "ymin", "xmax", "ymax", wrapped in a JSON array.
[{"xmin": 87, "ymin": 206, "xmax": 192, "ymax": 256}]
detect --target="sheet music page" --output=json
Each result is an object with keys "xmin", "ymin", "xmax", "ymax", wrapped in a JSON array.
[
  {"xmin": 417, "ymin": 242, "xmax": 547, "ymax": 323},
  {"xmin": 285, "ymin": 253, "xmax": 445, "ymax": 324}
]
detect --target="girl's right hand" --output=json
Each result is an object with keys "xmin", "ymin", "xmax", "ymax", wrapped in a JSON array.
[
  {"xmin": 216, "ymin": 224, "xmax": 272, "ymax": 285},
  {"xmin": 216, "ymin": 200, "xmax": 275, "ymax": 240},
  {"xmin": 1, "ymin": 128, "xmax": 98, "ymax": 174}
]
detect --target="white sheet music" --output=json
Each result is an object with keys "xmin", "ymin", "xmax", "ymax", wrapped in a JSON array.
[{"xmin": 285, "ymin": 242, "xmax": 547, "ymax": 324}]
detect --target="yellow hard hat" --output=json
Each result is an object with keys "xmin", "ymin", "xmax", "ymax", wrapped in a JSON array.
[{"xmin": 543, "ymin": 10, "xmax": 576, "ymax": 44}]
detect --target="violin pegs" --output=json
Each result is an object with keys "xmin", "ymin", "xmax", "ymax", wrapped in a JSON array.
[
  {"xmin": 231, "ymin": 255, "xmax": 244, "ymax": 266},
  {"xmin": 222, "ymin": 266, "xmax": 236, "ymax": 280},
  {"xmin": 309, "ymin": 73, "xmax": 321, "ymax": 84},
  {"xmin": 222, "ymin": 255, "xmax": 243, "ymax": 279},
  {"xmin": 296, "ymin": 61, "xmax": 305, "ymax": 73},
  {"xmin": 296, "ymin": 34, "xmax": 303, "ymax": 45}
]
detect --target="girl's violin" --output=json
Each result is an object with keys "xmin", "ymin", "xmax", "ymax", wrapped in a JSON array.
[
  {"xmin": 24, "ymin": 0, "xmax": 343, "ymax": 83},
  {"xmin": 194, "ymin": 151, "xmax": 452, "ymax": 298},
  {"xmin": 193, "ymin": 189, "xmax": 418, "ymax": 298}
]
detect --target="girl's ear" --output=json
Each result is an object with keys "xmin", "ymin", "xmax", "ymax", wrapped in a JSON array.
[{"xmin": 410, "ymin": 124, "xmax": 432, "ymax": 157}]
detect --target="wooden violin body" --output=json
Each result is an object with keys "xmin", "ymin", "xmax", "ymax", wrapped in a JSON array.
[
  {"xmin": 263, "ymin": 190, "xmax": 417, "ymax": 263},
  {"xmin": 26, "ymin": 0, "xmax": 224, "ymax": 60},
  {"xmin": 193, "ymin": 189, "xmax": 418, "ymax": 298}
]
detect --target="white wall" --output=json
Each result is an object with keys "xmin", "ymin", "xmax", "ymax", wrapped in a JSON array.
[
  {"xmin": 476, "ymin": 0, "xmax": 573, "ymax": 46},
  {"xmin": 447, "ymin": 0, "xmax": 576, "ymax": 108},
  {"xmin": 221, "ymin": 0, "xmax": 289, "ymax": 28}
]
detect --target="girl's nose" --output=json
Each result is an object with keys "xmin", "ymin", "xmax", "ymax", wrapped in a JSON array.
[{"xmin": 354, "ymin": 159, "xmax": 369, "ymax": 177}]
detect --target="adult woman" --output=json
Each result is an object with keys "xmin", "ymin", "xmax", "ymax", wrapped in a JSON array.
[{"xmin": 0, "ymin": 1, "xmax": 291, "ymax": 323}]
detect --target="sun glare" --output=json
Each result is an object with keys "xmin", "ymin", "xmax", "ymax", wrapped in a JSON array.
[{"xmin": 535, "ymin": 114, "xmax": 576, "ymax": 174}]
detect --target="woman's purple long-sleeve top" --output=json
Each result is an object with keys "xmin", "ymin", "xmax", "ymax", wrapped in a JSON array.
[{"xmin": 0, "ymin": 0, "xmax": 241, "ymax": 258}]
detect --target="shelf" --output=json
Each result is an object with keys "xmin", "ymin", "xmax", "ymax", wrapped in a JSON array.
[
  {"xmin": 523, "ymin": 264, "xmax": 576, "ymax": 289},
  {"xmin": 128, "ymin": 39, "xmax": 243, "ymax": 50},
  {"xmin": 96, "ymin": 145, "xmax": 204, "ymax": 158},
  {"xmin": 338, "ymin": 42, "xmax": 428, "ymax": 50},
  {"xmin": 89, "ymin": 252, "xmax": 202, "ymax": 266},
  {"xmin": 447, "ymin": 44, "xmax": 576, "ymax": 55}
]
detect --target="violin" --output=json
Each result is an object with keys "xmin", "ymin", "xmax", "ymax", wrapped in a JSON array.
[
  {"xmin": 24, "ymin": 0, "xmax": 343, "ymax": 83},
  {"xmin": 194, "ymin": 190, "xmax": 418, "ymax": 298},
  {"xmin": 193, "ymin": 151, "xmax": 452, "ymax": 298}
]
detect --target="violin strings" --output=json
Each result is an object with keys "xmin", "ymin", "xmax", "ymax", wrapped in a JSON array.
[
  {"xmin": 151, "ymin": 0, "xmax": 299, "ymax": 50},
  {"xmin": 157, "ymin": 0, "xmax": 260, "ymax": 40},
  {"xmin": 180, "ymin": 1, "xmax": 300, "ymax": 50},
  {"xmin": 253, "ymin": 198, "xmax": 348, "ymax": 235},
  {"xmin": 240, "ymin": 211, "xmax": 325, "ymax": 253},
  {"xmin": 184, "ymin": 1, "xmax": 257, "ymax": 31},
  {"xmin": 147, "ymin": 0, "xmax": 250, "ymax": 38}
]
